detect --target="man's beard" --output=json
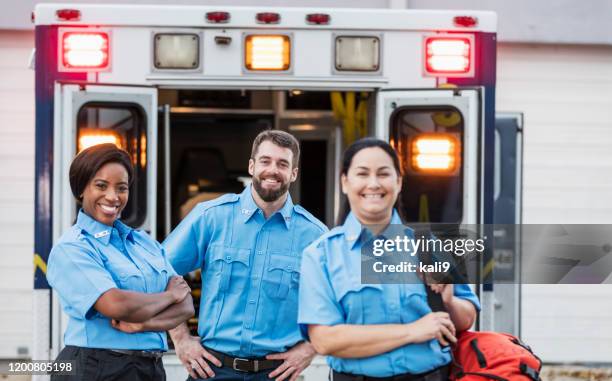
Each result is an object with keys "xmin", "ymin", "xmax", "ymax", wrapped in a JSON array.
[{"xmin": 252, "ymin": 175, "xmax": 289, "ymax": 202}]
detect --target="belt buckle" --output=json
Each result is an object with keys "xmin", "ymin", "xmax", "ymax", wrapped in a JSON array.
[{"xmin": 232, "ymin": 357, "xmax": 256, "ymax": 372}]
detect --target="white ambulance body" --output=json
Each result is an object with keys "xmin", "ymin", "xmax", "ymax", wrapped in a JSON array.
[{"xmin": 32, "ymin": 4, "xmax": 509, "ymax": 379}]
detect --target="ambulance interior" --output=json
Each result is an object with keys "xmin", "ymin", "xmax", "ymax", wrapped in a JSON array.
[{"xmin": 155, "ymin": 89, "xmax": 365, "ymax": 238}]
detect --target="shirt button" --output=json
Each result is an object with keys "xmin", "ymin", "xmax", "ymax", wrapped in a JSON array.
[
  {"xmin": 226, "ymin": 256, "xmax": 232, "ymax": 260},
  {"xmin": 245, "ymin": 324, "xmax": 251, "ymax": 329},
  {"xmin": 287, "ymin": 266, "xmax": 293, "ymax": 271},
  {"xmin": 257, "ymin": 250, "xmax": 263, "ymax": 255},
  {"xmin": 389, "ymin": 303, "xmax": 397, "ymax": 310},
  {"xmin": 248, "ymin": 300, "xmax": 256, "ymax": 304}
]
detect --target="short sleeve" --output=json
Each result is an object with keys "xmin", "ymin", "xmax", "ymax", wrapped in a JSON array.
[
  {"xmin": 298, "ymin": 242, "xmax": 344, "ymax": 340},
  {"xmin": 160, "ymin": 246, "xmax": 178, "ymax": 277},
  {"xmin": 453, "ymin": 284, "xmax": 481, "ymax": 311},
  {"xmin": 47, "ymin": 242, "xmax": 117, "ymax": 319},
  {"xmin": 163, "ymin": 203, "xmax": 211, "ymax": 275}
]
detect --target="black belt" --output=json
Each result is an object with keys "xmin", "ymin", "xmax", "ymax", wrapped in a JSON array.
[
  {"xmin": 205, "ymin": 347, "xmax": 283, "ymax": 373},
  {"xmin": 332, "ymin": 365, "xmax": 450, "ymax": 381},
  {"xmin": 109, "ymin": 349, "xmax": 164, "ymax": 359}
]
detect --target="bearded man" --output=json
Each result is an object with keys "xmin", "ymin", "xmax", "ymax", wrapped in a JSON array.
[{"xmin": 164, "ymin": 130, "xmax": 327, "ymax": 381}]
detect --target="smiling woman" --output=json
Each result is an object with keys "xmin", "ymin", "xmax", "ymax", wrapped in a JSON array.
[
  {"xmin": 70, "ymin": 145, "xmax": 133, "ymax": 225},
  {"xmin": 46, "ymin": 144, "xmax": 194, "ymax": 381},
  {"xmin": 298, "ymin": 138, "xmax": 480, "ymax": 381}
]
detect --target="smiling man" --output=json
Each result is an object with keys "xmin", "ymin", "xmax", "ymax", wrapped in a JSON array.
[{"xmin": 163, "ymin": 130, "xmax": 327, "ymax": 381}]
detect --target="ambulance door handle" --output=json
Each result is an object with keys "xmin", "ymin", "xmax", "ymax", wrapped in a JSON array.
[{"xmin": 162, "ymin": 104, "xmax": 172, "ymax": 237}]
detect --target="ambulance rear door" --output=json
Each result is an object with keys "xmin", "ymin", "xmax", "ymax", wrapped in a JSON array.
[
  {"xmin": 376, "ymin": 88, "xmax": 482, "ymax": 226},
  {"xmin": 51, "ymin": 84, "xmax": 158, "ymax": 354}
]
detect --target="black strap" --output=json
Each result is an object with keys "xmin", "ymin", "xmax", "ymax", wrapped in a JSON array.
[
  {"xmin": 459, "ymin": 372, "xmax": 509, "ymax": 381},
  {"xmin": 519, "ymin": 363, "xmax": 541, "ymax": 381},
  {"xmin": 470, "ymin": 339, "xmax": 487, "ymax": 368},
  {"xmin": 416, "ymin": 228, "xmax": 447, "ymax": 313}
]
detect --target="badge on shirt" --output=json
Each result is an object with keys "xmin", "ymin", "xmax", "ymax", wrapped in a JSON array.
[{"xmin": 94, "ymin": 230, "xmax": 110, "ymax": 239}]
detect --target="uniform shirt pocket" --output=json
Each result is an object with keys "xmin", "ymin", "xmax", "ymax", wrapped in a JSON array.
[
  {"xmin": 108, "ymin": 263, "xmax": 146, "ymax": 293},
  {"xmin": 263, "ymin": 254, "xmax": 300, "ymax": 300},
  {"xmin": 336, "ymin": 281, "xmax": 385, "ymax": 324},
  {"xmin": 208, "ymin": 245, "xmax": 251, "ymax": 294}
]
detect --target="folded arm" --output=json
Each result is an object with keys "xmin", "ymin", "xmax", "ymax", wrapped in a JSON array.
[
  {"xmin": 94, "ymin": 288, "xmax": 179, "ymax": 323},
  {"xmin": 113, "ymin": 295, "xmax": 194, "ymax": 333}
]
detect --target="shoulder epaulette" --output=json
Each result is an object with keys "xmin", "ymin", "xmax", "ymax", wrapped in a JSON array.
[
  {"xmin": 309, "ymin": 225, "xmax": 344, "ymax": 249},
  {"xmin": 293, "ymin": 205, "xmax": 328, "ymax": 232},
  {"xmin": 194, "ymin": 193, "xmax": 240, "ymax": 214}
]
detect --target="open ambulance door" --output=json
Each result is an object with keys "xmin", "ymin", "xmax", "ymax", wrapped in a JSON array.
[
  {"xmin": 492, "ymin": 112, "xmax": 524, "ymax": 336},
  {"xmin": 375, "ymin": 88, "xmax": 488, "ymax": 325},
  {"xmin": 376, "ymin": 88, "xmax": 482, "ymax": 225},
  {"xmin": 50, "ymin": 84, "xmax": 158, "ymax": 356}
]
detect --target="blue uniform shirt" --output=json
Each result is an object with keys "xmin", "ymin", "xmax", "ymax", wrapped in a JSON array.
[
  {"xmin": 163, "ymin": 186, "xmax": 327, "ymax": 358},
  {"xmin": 298, "ymin": 211, "xmax": 480, "ymax": 377},
  {"xmin": 47, "ymin": 209, "xmax": 177, "ymax": 350}
]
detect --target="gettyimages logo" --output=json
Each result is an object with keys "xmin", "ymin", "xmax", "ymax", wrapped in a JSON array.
[{"xmin": 360, "ymin": 224, "xmax": 612, "ymax": 285}]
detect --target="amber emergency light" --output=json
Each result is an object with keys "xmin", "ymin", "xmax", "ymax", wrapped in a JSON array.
[
  {"xmin": 245, "ymin": 35, "xmax": 290, "ymax": 71},
  {"xmin": 78, "ymin": 129, "xmax": 123, "ymax": 153},
  {"xmin": 411, "ymin": 134, "xmax": 459, "ymax": 174}
]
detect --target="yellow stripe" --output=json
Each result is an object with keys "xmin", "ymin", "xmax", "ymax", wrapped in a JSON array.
[
  {"xmin": 482, "ymin": 258, "xmax": 495, "ymax": 278},
  {"xmin": 34, "ymin": 253, "xmax": 47, "ymax": 274}
]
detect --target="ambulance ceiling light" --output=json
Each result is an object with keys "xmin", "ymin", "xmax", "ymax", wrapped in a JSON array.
[
  {"xmin": 256, "ymin": 12, "xmax": 280, "ymax": 24},
  {"xmin": 154, "ymin": 33, "xmax": 199, "ymax": 69},
  {"xmin": 425, "ymin": 37, "xmax": 471, "ymax": 74},
  {"xmin": 62, "ymin": 32, "xmax": 109, "ymax": 69},
  {"xmin": 335, "ymin": 36, "xmax": 380, "ymax": 72},
  {"xmin": 245, "ymin": 35, "xmax": 290, "ymax": 71},
  {"xmin": 206, "ymin": 11, "xmax": 230, "ymax": 23},
  {"xmin": 56, "ymin": 9, "xmax": 81, "ymax": 21}
]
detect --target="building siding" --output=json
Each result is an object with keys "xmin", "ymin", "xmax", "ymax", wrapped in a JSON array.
[
  {"xmin": 0, "ymin": 30, "xmax": 35, "ymax": 359},
  {"xmin": 497, "ymin": 42, "xmax": 612, "ymax": 363}
]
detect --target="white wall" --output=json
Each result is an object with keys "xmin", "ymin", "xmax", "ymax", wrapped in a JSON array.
[
  {"xmin": 496, "ymin": 43, "xmax": 612, "ymax": 363},
  {"xmin": 0, "ymin": 30, "xmax": 35, "ymax": 358}
]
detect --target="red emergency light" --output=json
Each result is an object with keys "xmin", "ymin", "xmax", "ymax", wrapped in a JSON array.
[
  {"xmin": 424, "ymin": 37, "xmax": 471, "ymax": 75},
  {"xmin": 256, "ymin": 12, "xmax": 280, "ymax": 24},
  {"xmin": 62, "ymin": 32, "xmax": 109, "ymax": 69},
  {"xmin": 453, "ymin": 16, "xmax": 478, "ymax": 28},
  {"xmin": 206, "ymin": 11, "xmax": 230, "ymax": 23},
  {"xmin": 306, "ymin": 13, "xmax": 330, "ymax": 25},
  {"xmin": 56, "ymin": 9, "xmax": 81, "ymax": 21}
]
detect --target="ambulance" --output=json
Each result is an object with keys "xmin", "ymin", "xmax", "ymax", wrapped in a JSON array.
[{"xmin": 31, "ymin": 4, "xmax": 522, "ymax": 379}]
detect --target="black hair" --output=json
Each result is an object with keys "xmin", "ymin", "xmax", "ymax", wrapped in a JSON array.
[
  {"xmin": 69, "ymin": 143, "xmax": 134, "ymax": 205},
  {"xmin": 336, "ymin": 138, "xmax": 404, "ymax": 225}
]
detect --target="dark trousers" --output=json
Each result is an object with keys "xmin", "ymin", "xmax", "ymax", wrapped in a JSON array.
[
  {"xmin": 51, "ymin": 345, "xmax": 166, "ymax": 381},
  {"xmin": 187, "ymin": 363, "xmax": 275, "ymax": 381},
  {"xmin": 331, "ymin": 365, "xmax": 449, "ymax": 381}
]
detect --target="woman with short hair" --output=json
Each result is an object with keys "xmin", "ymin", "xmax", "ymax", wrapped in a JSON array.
[{"xmin": 48, "ymin": 143, "xmax": 194, "ymax": 381}]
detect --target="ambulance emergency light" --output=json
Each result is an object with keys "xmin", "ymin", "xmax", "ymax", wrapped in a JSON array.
[
  {"xmin": 61, "ymin": 31, "xmax": 109, "ymax": 70},
  {"xmin": 335, "ymin": 36, "xmax": 380, "ymax": 71},
  {"xmin": 78, "ymin": 129, "xmax": 123, "ymax": 153},
  {"xmin": 245, "ymin": 35, "xmax": 291, "ymax": 71},
  {"xmin": 154, "ymin": 33, "xmax": 200, "ymax": 69},
  {"xmin": 411, "ymin": 134, "xmax": 459, "ymax": 174},
  {"xmin": 424, "ymin": 35, "xmax": 474, "ymax": 77}
]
